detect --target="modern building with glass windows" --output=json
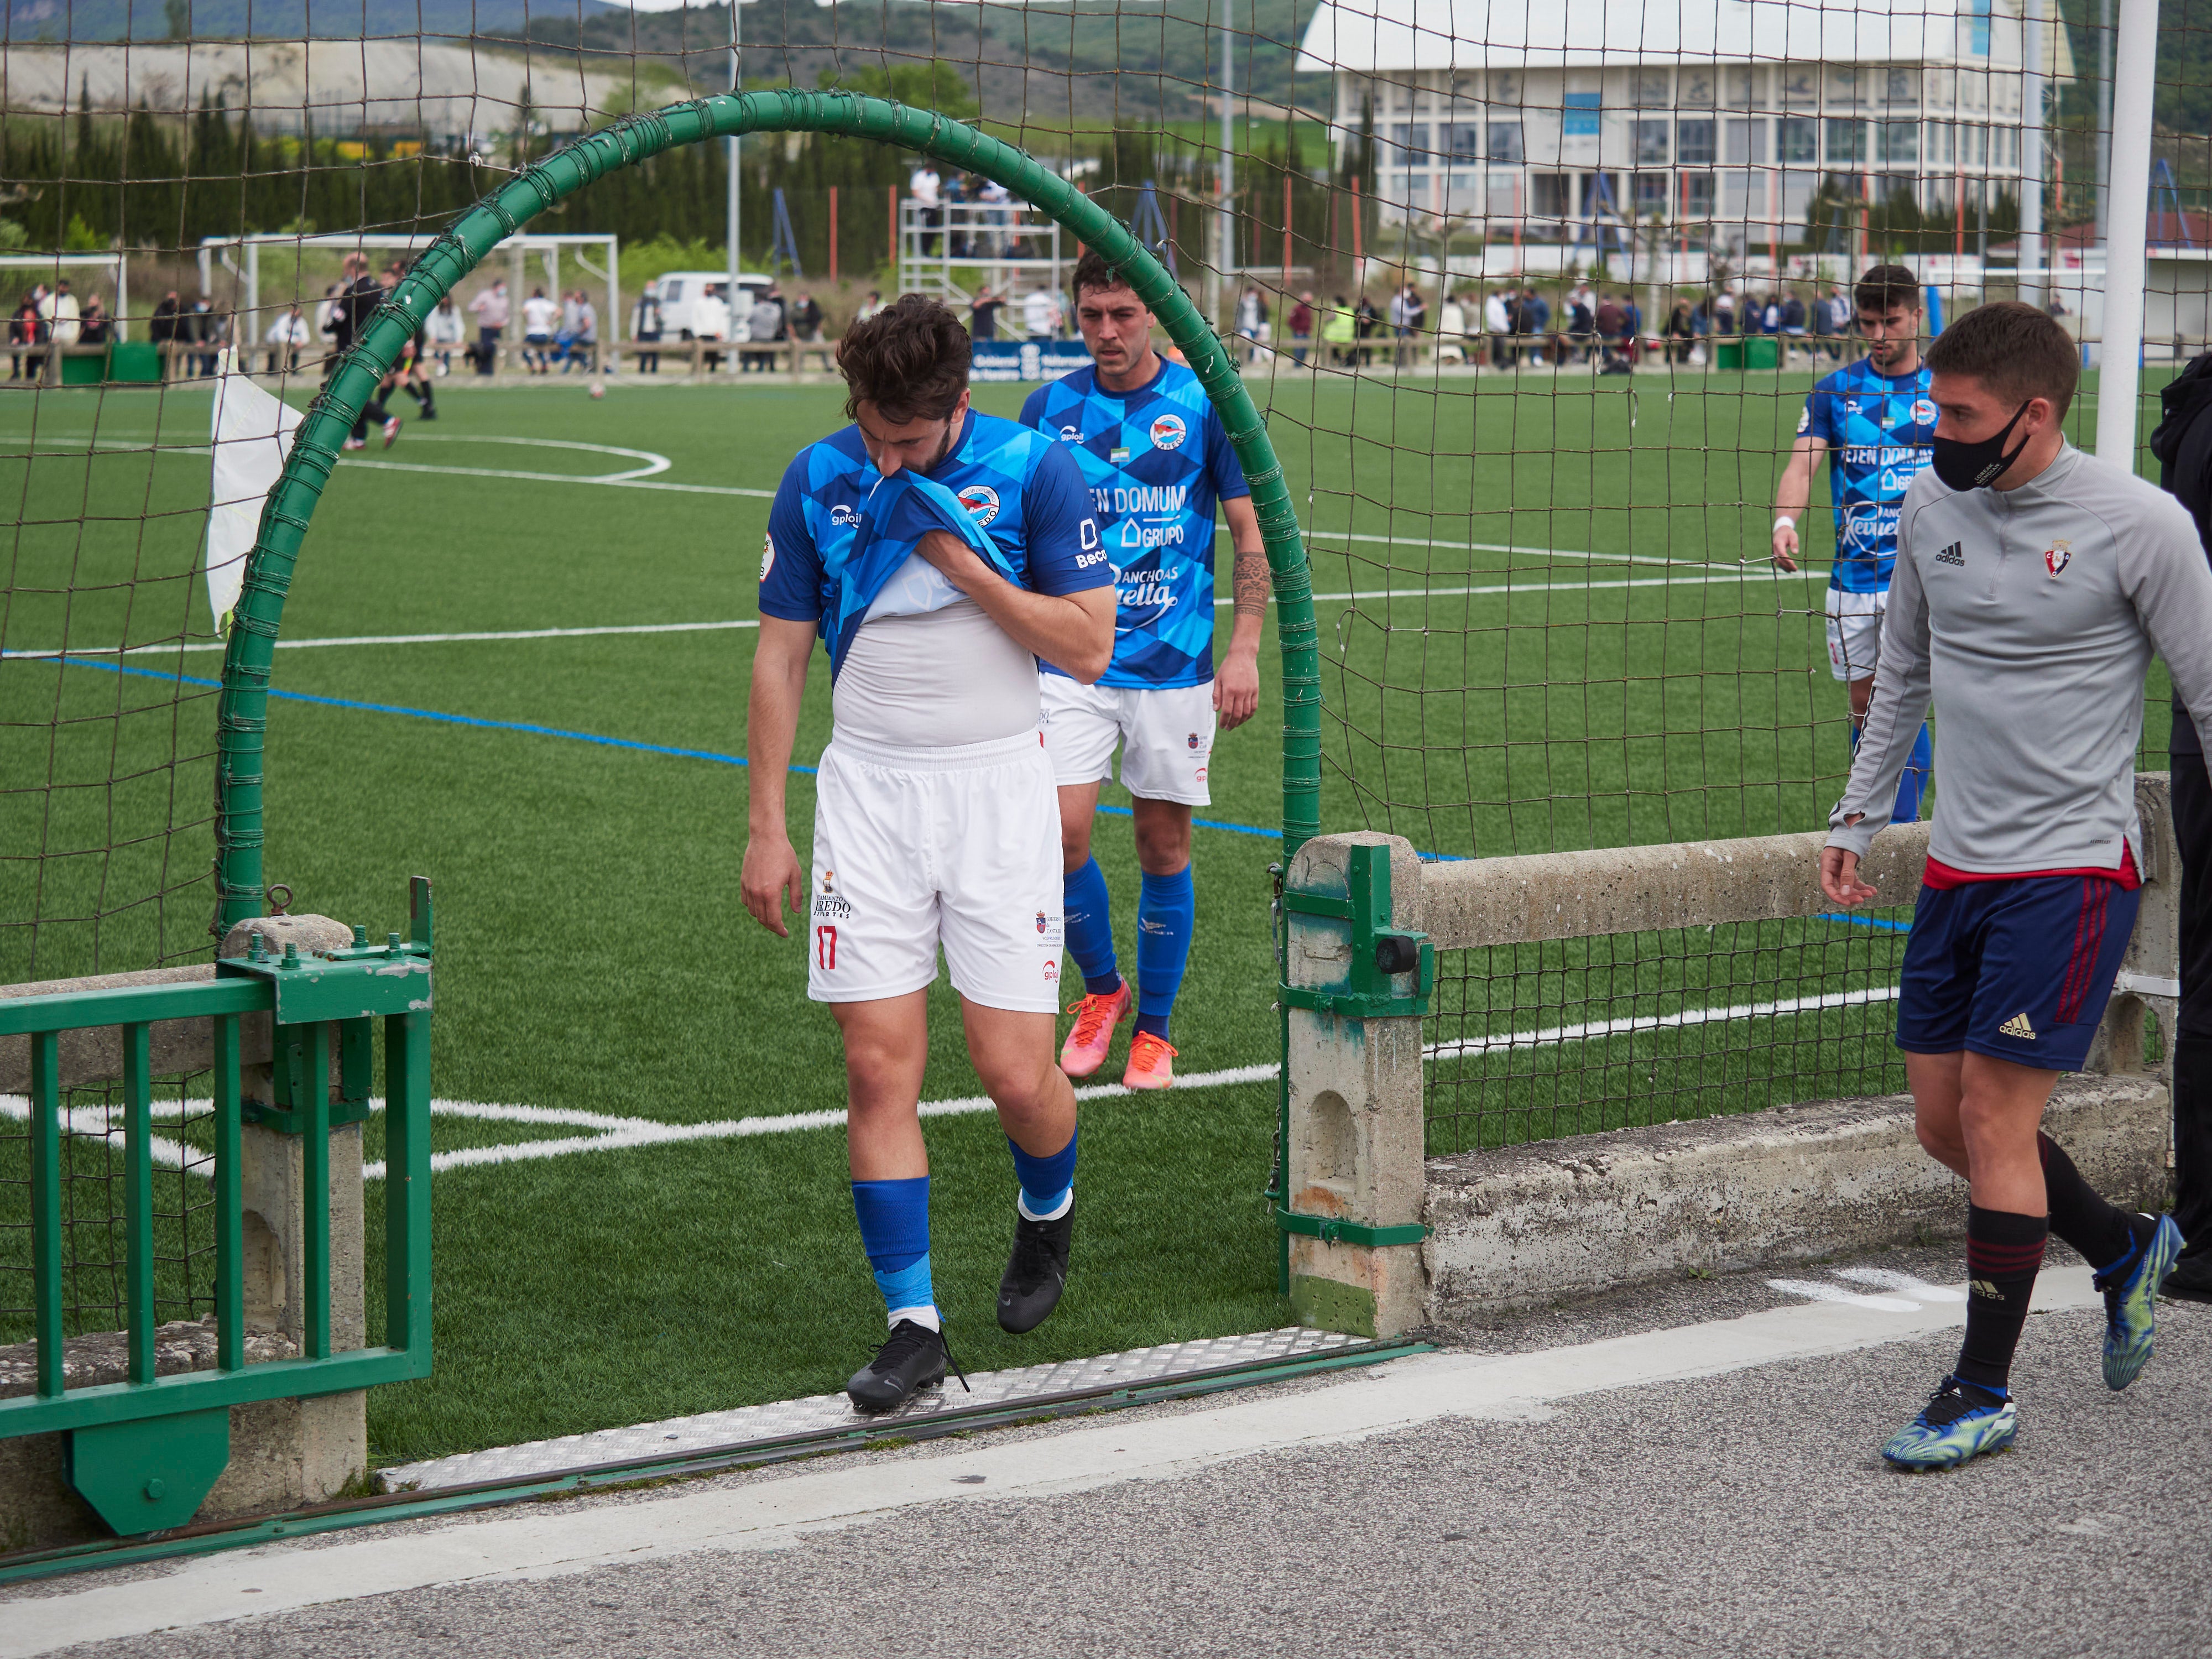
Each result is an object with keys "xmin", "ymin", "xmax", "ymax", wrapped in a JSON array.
[{"xmin": 1295, "ymin": 0, "xmax": 2072, "ymax": 247}]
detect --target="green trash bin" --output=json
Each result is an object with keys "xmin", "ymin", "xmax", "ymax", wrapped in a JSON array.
[
  {"xmin": 106, "ymin": 341, "xmax": 163, "ymax": 384},
  {"xmin": 1714, "ymin": 338, "xmax": 1746, "ymax": 370},
  {"xmin": 58, "ymin": 349, "xmax": 105, "ymax": 385}
]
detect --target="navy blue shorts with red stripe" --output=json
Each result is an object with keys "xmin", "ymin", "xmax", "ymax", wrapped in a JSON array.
[{"xmin": 1896, "ymin": 874, "xmax": 2141, "ymax": 1071}]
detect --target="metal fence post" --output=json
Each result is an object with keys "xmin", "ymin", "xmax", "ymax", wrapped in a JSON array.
[{"xmin": 1279, "ymin": 832, "xmax": 1433, "ymax": 1337}]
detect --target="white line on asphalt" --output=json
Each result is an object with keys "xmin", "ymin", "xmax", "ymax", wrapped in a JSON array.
[{"xmin": 0, "ymin": 1268, "xmax": 2103, "ymax": 1656}]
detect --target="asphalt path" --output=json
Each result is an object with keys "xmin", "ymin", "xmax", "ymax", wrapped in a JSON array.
[{"xmin": 11, "ymin": 1248, "xmax": 2209, "ymax": 1659}]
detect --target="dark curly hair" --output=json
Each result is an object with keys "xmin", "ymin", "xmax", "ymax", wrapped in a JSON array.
[{"xmin": 837, "ymin": 293, "xmax": 971, "ymax": 425}]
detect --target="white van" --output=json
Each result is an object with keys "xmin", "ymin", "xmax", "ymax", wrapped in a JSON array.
[{"xmin": 650, "ymin": 271, "xmax": 773, "ymax": 341}]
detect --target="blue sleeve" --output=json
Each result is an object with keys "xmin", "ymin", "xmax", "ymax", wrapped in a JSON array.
[
  {"xmin": 759, "ymin": 452, "xmax": 826, "ymax": 623},
  {"xmin": 1799, "ymin": 380, "xmax": 1833, "ymax": 445},
  {"xmin": 1205, "ymin": 405, "xmax": 1251, "ymax": 501},
  {"xmin": 1020, "ymin": 440, "xmax": 1112, "ymax": 596}
]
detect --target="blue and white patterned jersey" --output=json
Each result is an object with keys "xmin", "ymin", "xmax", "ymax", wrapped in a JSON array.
[
  {"xmin": 1798, "ymin": 357, "xmax": 1938, "ymax": 595},
  {"xmin": 758, "ymin": 410, "xmax": 1109, "ymax": 678},
  {"xmin": 1020, "ymin": 356, "xmax": 1251, "ymax": 689}
]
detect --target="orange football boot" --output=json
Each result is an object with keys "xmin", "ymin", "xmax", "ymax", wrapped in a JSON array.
[
  {"xmin": 1058, "ymin": 979, "xmax": 1132, "ymax": 1078},
  {"xmin": 1122, "ymin": 1031, "xmax": 1177, "ymax": 1091}
]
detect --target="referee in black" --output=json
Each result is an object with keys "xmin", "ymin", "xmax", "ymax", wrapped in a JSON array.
[{"xmin": 2152, "ymin": 353, "xmax": 2212, "ymax": 1301}]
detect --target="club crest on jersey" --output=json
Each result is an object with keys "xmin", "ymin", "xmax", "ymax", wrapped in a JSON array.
[
  {"xmin": 957, "ymin": 484, "xmax": 1001, "ymax": 526},
  {"xmin": 2045, "ymin": 540, "xmax": 2073, "ymax": 578},
  {"xmin": 828, "ymin": 503, "xmax": 860, "ymax": 528},
  {"xmin": 759, "ymin": 533, "xmax": 775, "ymax": 581},
  {"xmin": 1036, "ymin": 911, "xmax": 1049, "ymax": 935},
  {"xmin": 1912, "ymin": 398, "xmax": 1938, "ymax": 426},
  {"xmin": 1187, "ymin": 732, "xmax": 1202, "ymax": 749},
  {"xmin": 1149, "ymin": 413, "xmax": 1188, "ymax": 452}
]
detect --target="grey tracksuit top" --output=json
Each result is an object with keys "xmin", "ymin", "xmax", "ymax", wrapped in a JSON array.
[{"xmin": 1827, "ymin": 443, "xmax": 2212, "ymax": 873}]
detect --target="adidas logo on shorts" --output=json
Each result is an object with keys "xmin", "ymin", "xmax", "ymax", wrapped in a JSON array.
[
  {"xmin": 1999, "ymin": 1012, "xmax": 2037, "ymax": 1040},
  {"xmin": 1936, "ymin": 541, "xmax": 1965, "ymax": 567}
]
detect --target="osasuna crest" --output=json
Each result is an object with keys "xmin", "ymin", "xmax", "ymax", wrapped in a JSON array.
[
  {"xmin": 1149, "ymin": 412, "xmax": 1187, "ymax": 452},
  {"xmin": 759, "ymin": 532, "xmax": 775, "ymax": 581},
  {"xmin": 958, "ymin": 484, "xmax": 1001, "ymax": 526},
  {"xmin": 2045, "ymin": 540, "xmax": 2073, "ymax": 578}
]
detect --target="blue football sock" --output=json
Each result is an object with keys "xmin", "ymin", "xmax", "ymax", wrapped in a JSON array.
[
  {"xmin": 1893, "ymin": 722, "xmax": 1933, "ymax": 825},
  {"xmin": 1062, "ymin": 855, "xmax": 1121, "ymax": 998},
  {"xmin": 1135, "ymin": 865, "xmax": 1194, "ymax": 1044},
  {"xmin": 1008, "ymin": 1128, "xmax": 1077, "ymax": 1221},
  {"xmin": 851, "ymin": 1176, "xmax": 937, "ymax": 1329}
]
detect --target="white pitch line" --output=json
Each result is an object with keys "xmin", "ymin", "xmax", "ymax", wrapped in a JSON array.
[
  {"xmin": 1423, "ymin": 983, "xmax": 1902, "ymax": 1062},
  {"xmin": 2, "ymin": 620, "xmax": 762, "ymax": 660},
  {"xmin": 0, "ymin": 1267, "xmax": 2103, "ymax": 1656}
]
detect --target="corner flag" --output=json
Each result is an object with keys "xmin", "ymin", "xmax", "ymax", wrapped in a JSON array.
[{"xmin": 206, "ymin": 359, "xmax": 304, "ymax": 634}]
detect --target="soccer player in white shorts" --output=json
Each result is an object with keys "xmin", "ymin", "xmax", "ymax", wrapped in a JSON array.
[
  {"xmin": 743, "ymin": 296, "xmax": 1113, "ymax": 1412},
  {"xmin": 1772, "ymin": 264, "xmax": 1936, "ymax": 822},
  {"xmin": 1020, "ymin": 250, "xmax": 1270, "ymax": 1091}
]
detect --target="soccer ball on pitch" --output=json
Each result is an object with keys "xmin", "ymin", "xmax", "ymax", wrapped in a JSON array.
[{"xmin": 589, "ymin": 382, "xmax": 606, "ymax": 400}]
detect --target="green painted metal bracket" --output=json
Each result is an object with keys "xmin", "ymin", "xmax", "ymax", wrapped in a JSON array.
[
  {"xmin": 217, "ymin": 936, "xmax": 432, "ymax": 1026},
  {"xmin": 1273, "ymin": 1209, "xmax": 1430, "ymax": 1248},
  {"xmin": 1278, "ymin": 842, "xmax": 1435, "ymax": 1021},
  {"xmin": 65, "ymin": 1408, "xmax": 231, "ymax": 1536},
  {"xmin": 209, "ymin": 98, "xmax": 1318, "ymax": 938}
]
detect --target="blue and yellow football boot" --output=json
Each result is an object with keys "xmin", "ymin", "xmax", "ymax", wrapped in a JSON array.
[
  {"xmin": 1881, "ymin": 1375, "xmax": 2017, "ymax": 1470},
  {"xmin": 2100, "ymin": 1213, "xmax": 2185, "ymax": 1391}
]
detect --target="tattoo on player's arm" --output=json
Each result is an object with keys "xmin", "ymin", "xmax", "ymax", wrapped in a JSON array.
[{"xmin": 1233, "ymin": 549, "xmax": 1270, "ymax": 620}]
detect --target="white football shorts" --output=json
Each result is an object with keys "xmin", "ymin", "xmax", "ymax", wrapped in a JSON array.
[
  {"xmin": 1039, "ymin": 675, "xmax": 1215, "ymax": 806},
  {"xmin": 1823, "ymin": 587, "xmax": 1886, "ymax": 684},
  {"xmin": 806, "ymin": 730, "xmax": 1064, "ymax": 1014}
]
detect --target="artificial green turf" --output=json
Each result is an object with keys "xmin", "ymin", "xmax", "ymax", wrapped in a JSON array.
[{"xmin": 0, "ymin": 366, "xmax": 2173, "ymax": 1461}]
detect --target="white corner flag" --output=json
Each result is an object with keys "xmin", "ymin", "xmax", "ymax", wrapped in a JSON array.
[{"xmin": 206, "ymin": 353, "xmax": 305, "ymax": 634}]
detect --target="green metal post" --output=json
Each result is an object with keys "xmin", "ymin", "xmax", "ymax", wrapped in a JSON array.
[
  {"xmin": 29, "ymin": 1029, "xmax": 64, "ymax": 1397},
  {"xmin": 302, "ymin": 1020, "xmax": 331, "ymax": 1360},
  {"xmin": 209, "ymin": 90, "xmax": 1318, "ymax": 920},
  {"xmin": 383, "ymin": 1008, "xmax": 432, "ymax": 1354},
  {"xmin": 214, "ymin": 1014, "xmax": 245, "ymax": 1373},
  {"xmin": 122, "ymin": 1023, "xmax": 154, "ymax": 1384}
]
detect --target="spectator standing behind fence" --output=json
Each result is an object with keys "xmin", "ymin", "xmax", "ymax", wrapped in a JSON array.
[
  {"xmin": 40, "ymin": 280, "xmax": 80, "ymax": 356},
  {"xmin": 424, "ymin": 296, "xmax": 463, "ymax": 374},
  {"xmin": 790, "ymin": 291, "xmax": 822, "ymax": 343},
  {"xmin": 2148, "ymin": 352, "xmax": 2212, "ymax": 1305},
  {"xmin": 1665, "ymin": 298, "xmax": 1695, "ymax": 364},
  {"xmin": 1322, "ymin": 294, "xmax": 1355, "ymax": 366},
  {"xmin": 11, "ymin": 291, "xmax": 40, "ymax": 378},
  {"xmin": 1388, "ymin": 283, "xmax": 1422, "ymax": 367},
  {"xmin": 76, "ymin": 296, "xmax": 109, "ymax": 347},
  {"xmin": 910, "ymin": 164, "xmax": 942, "ymax": 255},
  {"xmin": 1820, "ymin": 300, "xmax": 2212, "ymax": 1472},
  {"xmin": 1484, "ymin": 287, "xmax": 1510, "ymax": 368},
  {"xmin": 1022, "ymin": 285, "xmax": 1061, "ymax": 342},
  {"xmin": 744, "ymin": 290, "xmax": 784, "ymax": 373},
  {"xmin": 854, "ymin": 290, "xmax": 885, "ymax": 325},
  {"xmin": 265, "ymin": 304, "xmax": 310, "ymax": 372},
  {"xmin": 1288, "ymin": 291, "xmax": 1315, "ymax": 366},
  {"xmin": 632, "ymin": 286, "xmax": 662, "ymax": 373},
  {"xmin": 469, "ymin": 279, "xmax": 509, "ymax": 375},
  {"xmin": 1436, "ymin": 291, "xmax": 1467, "ymax": 366},
  {"xmin": 969, "ymin": 286, "xmax": 1004, "ymax": 343},
  {"xmin": 1594, "ymin": 293, "xmax": 1625, "ymax": 372}
]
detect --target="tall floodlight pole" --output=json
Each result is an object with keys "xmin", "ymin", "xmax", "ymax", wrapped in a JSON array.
[
  {"xmin": 2095, "ymin": 0, "xmax": 2158, "ymax": 466},
  {"xmin": 2020, "ymin": 0, "xmax": 2046, "ymax": 310},
  {"xmin": 1217, "ymin": 0, "xmax": 1237, "ymax": 328},
  {"xmin": 727, "ymin": 1, "xmax": 743, "ymax": 324}
]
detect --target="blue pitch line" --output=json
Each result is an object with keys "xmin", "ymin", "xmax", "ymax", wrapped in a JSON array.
[
  {"xmin": 1817, "ymin": 911, "xmax": 1912, "ymax": 933},
  {"xmin": 32, "ymin": 656, "xmax": 1293, "ymax": 844}
]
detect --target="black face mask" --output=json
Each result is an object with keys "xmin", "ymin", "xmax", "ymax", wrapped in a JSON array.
[{"xmin": 1931, "ymin": 399, "xmax": 2034, "ymax": 492}]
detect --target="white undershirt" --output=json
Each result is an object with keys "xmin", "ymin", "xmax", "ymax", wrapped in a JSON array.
[{"xmin": 831, "ymin": 553, "xmax": 1040, "ymax": 749}]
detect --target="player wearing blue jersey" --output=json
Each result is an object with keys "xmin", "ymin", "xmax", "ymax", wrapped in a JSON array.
[
  {"xmin": 742, "ymin": 298, "xmax": 1114, "ymax": 1411},
  {"xmin": 1020, "ymin": 251, "xmax": 1270, "ymax": 1091},
  {"xmin": 1771, "ymin": 264, "xmax": 1936, "ymax": 823}
]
